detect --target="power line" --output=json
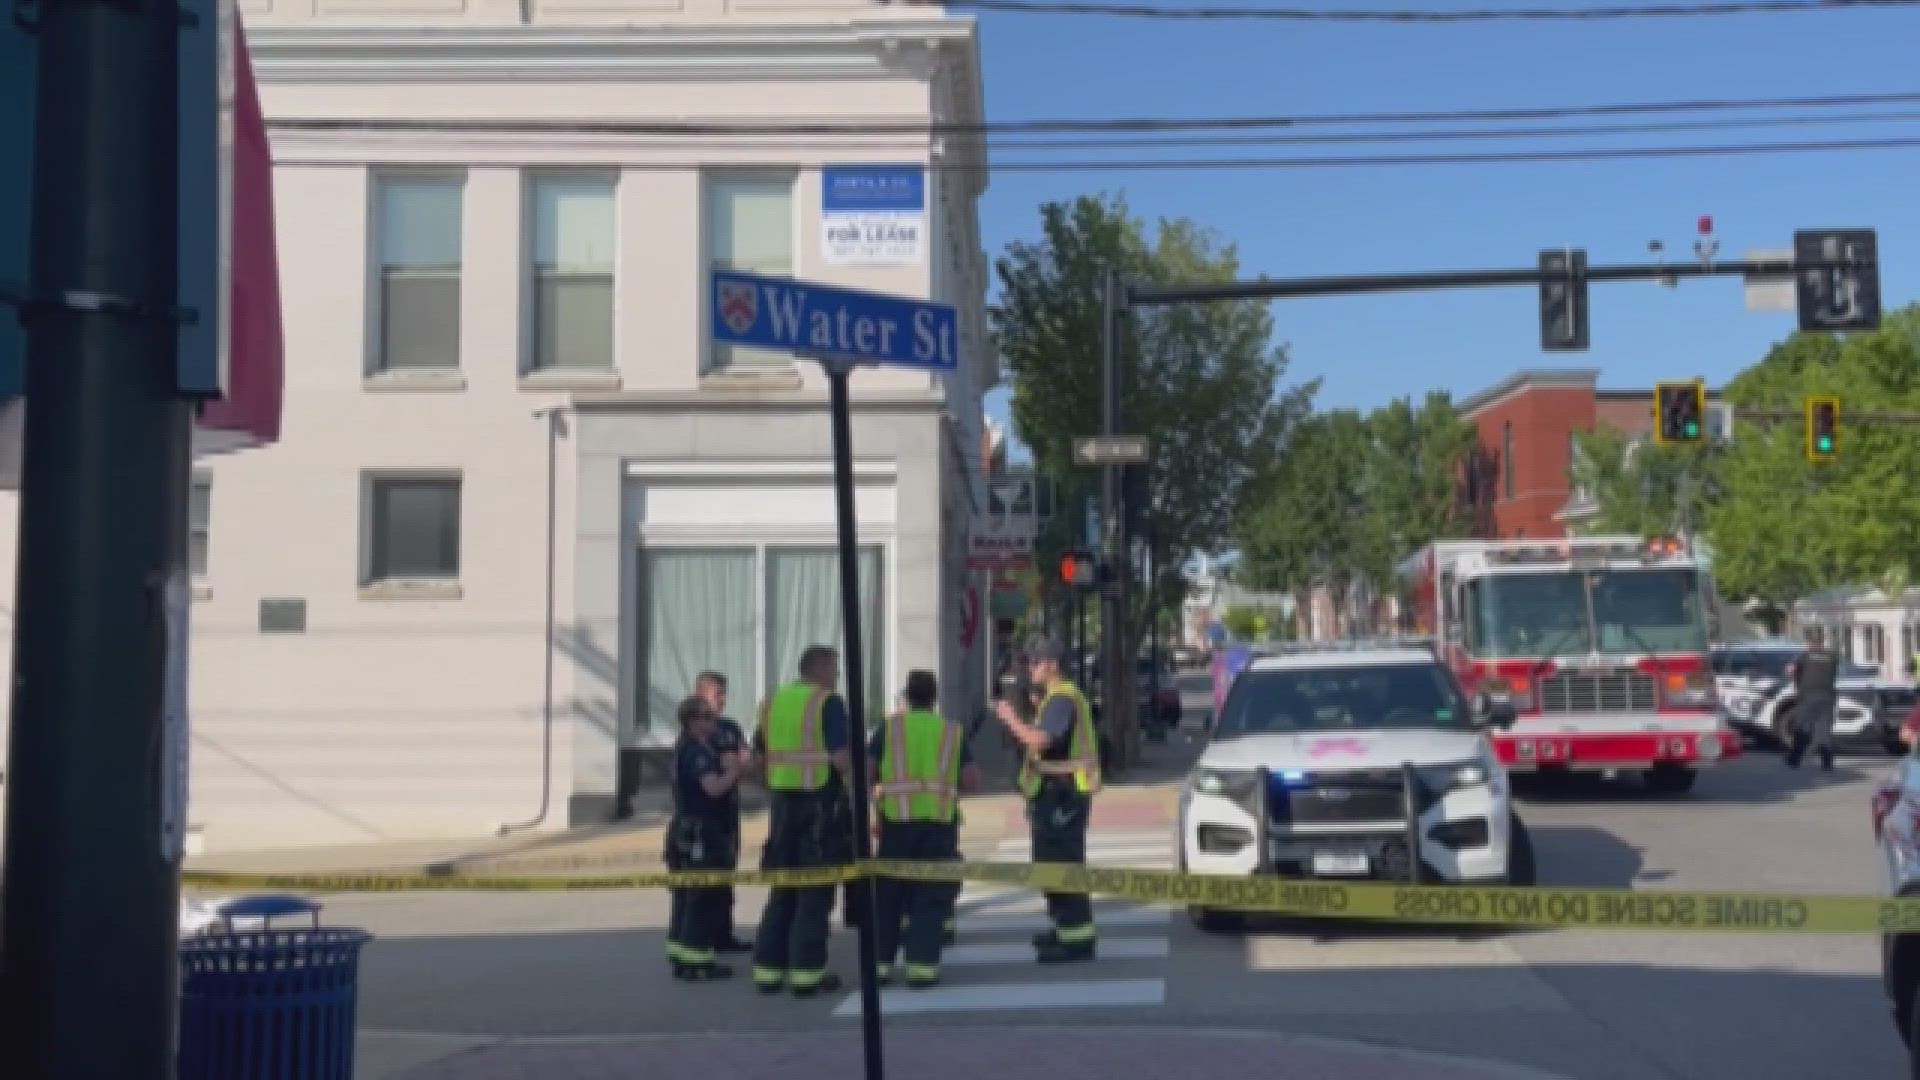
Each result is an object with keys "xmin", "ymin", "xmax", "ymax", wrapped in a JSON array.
[
  {"xmin": 269, "ymin": 89, "xmax": 1920, "ymax": 136},
  {"xmin": 271, "ymin": 134, "xmax": 1920, "ymax": 171},
  {"xmin": 928, "ymin": 0, "xmax": 1920, "ymax": 20},
  {"xmin": 987, "ymin": 109, "xmax": 1920, "ymax": 149},
  {"xmin": 972, "ymin": 134, "xmax": 1920, "ymax": 169}
]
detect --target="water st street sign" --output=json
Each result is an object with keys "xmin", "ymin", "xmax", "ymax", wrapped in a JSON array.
[{"xmin": 711, "ymin": 269, "xmax": 958, "ymax": 371}]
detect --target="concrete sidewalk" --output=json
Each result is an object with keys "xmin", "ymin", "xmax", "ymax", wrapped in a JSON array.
[
  {"xmin": 380, "ymin": 1027, "xmax": 1569, "ymax": 1080},
  {"xmin": 183, "ymin": 730, "xmax": 1195, "ymax": 882}
]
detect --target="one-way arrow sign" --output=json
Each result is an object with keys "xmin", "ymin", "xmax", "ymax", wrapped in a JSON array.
[{"xmin": 1073, "ymin": 435, "xmax": 1149, "ymax": 466}]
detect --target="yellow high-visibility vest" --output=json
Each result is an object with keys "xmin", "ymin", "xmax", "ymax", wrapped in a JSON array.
[
  {"xmin": 1017, "ymin": 681, "xmax": 1101, "ymax": 798},
  {"xmin": 876, "ymin": 709, "xmax": 964, "ymax": 823},
  {"xmin": 763, "ymin": 682, "xmax": 831, "ymax": 792}
]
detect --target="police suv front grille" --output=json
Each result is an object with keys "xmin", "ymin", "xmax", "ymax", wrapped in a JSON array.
[
  {"xmin": 1539, "ymin": 670, "xmax": 1658, "ymax": 713},
  {"xmin": 1270, "ymin": 770, "xmax": 1406, "ymax": 826}
]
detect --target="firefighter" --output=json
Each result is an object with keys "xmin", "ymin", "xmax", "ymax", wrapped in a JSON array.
[
  {"xmin": 693, "ymin": 671, "xmax": 753, "ymax": 953},
  {"xmin": 995, "ymin": 638, "xmax": 1101, "ymax": 963},
  {"xmin": 750, "ymin": 645, "xmax": 854, "ymax": 997},
  {"xmin": 868, "ymin": 670, "xmax": 980, "ymax": 987},
  {"xmin": 1786, "ymin": 641, "xmax": 1841, "ymax": 771},
  {"xmin": 664, "ymin": 696, "xmax": 743, "ymax": 981}
]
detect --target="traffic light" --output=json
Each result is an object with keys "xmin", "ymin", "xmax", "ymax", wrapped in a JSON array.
[
  {"xmin": 1059, "ymin": 550, "xmax": 1097, "ymax": 589},
  {"xmin": 1653, "ymin": 380, "xmax": 1707, "ymax": 445},
  {"xmin": 1539, "ymin": 249, "xmax": 1590, "ymax": 352},
  {"xmin": 1806, "ymin": 396, "xmax": 1840, "ymax": 462}
]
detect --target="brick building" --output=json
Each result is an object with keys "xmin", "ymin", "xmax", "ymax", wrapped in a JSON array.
[{"xmin": 1459, "ymin": 368, "xmax": 1722, "ymax": 540}]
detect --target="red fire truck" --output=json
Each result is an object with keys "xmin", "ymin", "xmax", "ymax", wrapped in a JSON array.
[{"xmin": 1397, "ymin": 535, "xmax": 1739, "ymax": 794}]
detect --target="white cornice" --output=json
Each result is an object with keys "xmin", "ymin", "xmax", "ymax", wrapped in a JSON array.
[{"xmin": 248, "ymin": 19, "xmax": 978, "ymax": 83}]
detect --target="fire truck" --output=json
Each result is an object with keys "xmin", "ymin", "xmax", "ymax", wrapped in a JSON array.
[{"xmin": 1396, "ymin": 535, "xmax": 1739, "ymax": 794}]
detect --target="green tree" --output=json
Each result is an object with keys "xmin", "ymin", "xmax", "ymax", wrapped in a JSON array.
[
  {"xmin": 1360, "ymin": 392, "xmax": 1479, "ymax": 590},
  {"xmin": 1705, "ymin": 305, "xmax": 1920, "ymax": 608},
  {"xmin": 991, "ymin": 194, "xmax": 1309, "ymax": 637},
  {"xmin": 1567, "ymin": 424, "xmax": 1709, "ymax": 538},
  {"xmin": 1238, "ymin": 393, "xmax": 1476, "ymax": 635}
]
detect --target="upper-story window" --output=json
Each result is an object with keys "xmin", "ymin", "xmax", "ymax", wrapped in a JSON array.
[
  {"xmin": 707, "ymin": 172, "xmax": 794, "ymax": 372},
  {"xmin": 1503, "ymin": 422, "xmax": 1515, "ymax": 501},
  {"xmin": 372, "ymin": 175, "xmax": 464, "ymax": 373},
  {"xmin": 528, "ymin": 176, "xmax": 616, "ymax": 373}
]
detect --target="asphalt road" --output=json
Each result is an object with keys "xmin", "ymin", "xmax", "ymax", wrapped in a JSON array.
[{"xmin": 339, "ymin": 671, "xmax": 1911, "ymax": 1079}]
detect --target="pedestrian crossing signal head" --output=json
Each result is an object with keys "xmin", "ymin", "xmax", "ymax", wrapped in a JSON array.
[
  {"xmin": 1654, "ymin": 380, "xmax": 1707, "ymax": 445},
  {"xmin": 1059, "ymin": 551, "xmax": 1096, "ymax": 589},
  {"xmin": 1806, "ymin": 396, "xmax": 1840, "ymax": 463}
]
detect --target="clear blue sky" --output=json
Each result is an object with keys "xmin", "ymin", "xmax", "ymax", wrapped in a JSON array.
[{"xmin": 973, "ymin": 2, "xmax": 1920, "ymax": 438}]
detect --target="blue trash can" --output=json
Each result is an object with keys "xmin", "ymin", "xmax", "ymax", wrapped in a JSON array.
[{"xmin": 178, "ymin": 895, "xmax": 372, "ymax": 1080}]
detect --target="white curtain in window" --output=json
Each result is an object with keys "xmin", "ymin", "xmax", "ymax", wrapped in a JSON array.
[
  {"xmin": 765, "ymin": 546, "xmax": 884, "ymax": 722},
  {"xmin": 378, "ymin": 179, "xmax": 463, "ymax": 268},
  {"xmin": 533, "ymin": 178, "xmax": 615, "ymax": 272},
  {"xmin": 640, "ymin": 548, "xmax": 755, "ymax": 741}
]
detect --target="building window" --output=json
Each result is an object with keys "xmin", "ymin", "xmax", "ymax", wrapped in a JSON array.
[
  {"xmin": 635, "ymin": 542, "xmax": 884, "ymax": 738},
  {"xmin": 1503, "ymin": 422, "xmax": 1515, "ymax": 501},
  {"xmin": 1862, "ymin": 623, "xmax": 1886, "ymax": 665},
  {"xmin": 189, "ymin": 473, "xmax": 211, "ymax": 577},
  {"xmin": 372, "ymin": 176, "xmax": 463, "ymax": 372},
  {"xmin": 364, "ymin": 472, "xmax": 462, "ymax": 583},
  {"xmin": 707, "ymin": 172, "xmax": 794, "ymax": 371},
  {"xmin": 528, "ymin": 176, "xmax": 615, "ymax": 372}
]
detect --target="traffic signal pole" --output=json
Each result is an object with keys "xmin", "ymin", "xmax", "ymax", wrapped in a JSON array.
[
  {"xmin": 1098, "ymin": 268, "xmax": 1133, "ymax": 773},
  {"xmin": 2, "ymin": 0, "xmax": 194, "ymax": 1072}
]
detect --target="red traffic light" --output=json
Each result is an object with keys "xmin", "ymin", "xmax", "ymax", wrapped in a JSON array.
[{"xmin": 1059, "ymin": 551, "xmax": 1095, "ymax": 588}]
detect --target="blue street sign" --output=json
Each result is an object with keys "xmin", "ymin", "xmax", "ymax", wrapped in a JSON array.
[{"xmin": 711, "ymin": 270, "xmax": 958, "ymax": 371}]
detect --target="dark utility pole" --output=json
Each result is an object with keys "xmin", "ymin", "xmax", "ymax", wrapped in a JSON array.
[
  {"xmin": 1098, "ymin": 269, "xmax": 1132, "ymax": 772},
  {"xmin": 1, "ymin": 0, "xmax": 194, "ymax": 1074},
  {"xmin": 823, "ymin": 362, "xmax": 887, "ymax": 1080}
]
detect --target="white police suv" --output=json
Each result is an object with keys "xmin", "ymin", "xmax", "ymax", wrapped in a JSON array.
[{"xmin": 1178, "ymin": 641, "xmax": 1533, "ymax": 932}]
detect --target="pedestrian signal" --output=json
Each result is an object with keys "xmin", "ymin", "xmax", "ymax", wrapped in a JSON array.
[
  {"xmin": 1059, "ymin": 551, "xmax": 1096, "ymax": 589},
  {"xmin": 1654, "ymin": 380, "xmax": 1707, "ymax": 445},
  {"xmin": 1806, "ymin": 396, "xmax": 1840, "ymax": 463}
]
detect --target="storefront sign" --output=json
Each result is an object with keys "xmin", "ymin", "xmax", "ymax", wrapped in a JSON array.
[{"xmin": 821, "ymin": 165, "xmax": 925, "ymax": 266}]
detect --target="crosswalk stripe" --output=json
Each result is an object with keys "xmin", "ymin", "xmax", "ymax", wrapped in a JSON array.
[
  {"xmin": 832, "ymin": 978, "xmax": 1166, "ymax": 1017},
  {"xmin": 943, "ymin": 938, "xmax": 1169, "ymax": 965},
  {"xmin": 954, "ymin": 907, "xmax": 1171, "ymax": 932}
]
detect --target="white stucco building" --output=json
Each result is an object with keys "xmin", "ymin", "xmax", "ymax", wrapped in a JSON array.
[{"xmin": 0, "ymin": 0, "xmax": 991, "ymax": 851}]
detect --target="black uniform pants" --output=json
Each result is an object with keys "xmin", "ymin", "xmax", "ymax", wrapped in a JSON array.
[
  {"xmin": 752, "ymin": 789, "xmax": 849, "ymax": 989},
  {"xmin": 717, "ymin": 808, "xmax": 741, "ymax": 942},
  {"xmin": 664, "ymin": 813, "xmax": 734, "ymax": 964},
  {"xmin": 1029, "ymin": 782, "xmax": 1094, "ymax": 940},
  {"xmin": 873, "ymin": 820, "xmax": 961, "ymax": 973},
  {"xmin": 1789, "ymin": 692, "xmax": 1838, "ymax": 765}
]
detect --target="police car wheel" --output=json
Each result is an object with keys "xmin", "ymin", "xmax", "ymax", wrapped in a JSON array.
[
  {"xmin": 1188, "ymin": 906, "xmax": 1242, "ymax": 934},
  {"xmin": 1507, "ymin": 813, "xmax": 1537, "ymax": 888}
]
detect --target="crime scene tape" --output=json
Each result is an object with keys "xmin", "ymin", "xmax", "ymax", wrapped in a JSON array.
[{"xmin": 181, "ymin": 859, "xmax": 1920, "ymax": 935}]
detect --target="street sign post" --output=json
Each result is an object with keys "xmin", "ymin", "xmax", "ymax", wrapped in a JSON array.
[
  {"xmin": 1073, "ymin": 434, "xmax": 1150, "ymax": 467},
  {"xmin": 712, "ymin": 269, "xmax": 957, "ymax": 1080}
]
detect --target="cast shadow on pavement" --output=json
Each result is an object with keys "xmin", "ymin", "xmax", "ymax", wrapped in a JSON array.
[
  {"xmin": 352, "ymin": 926, "xmax": 1905, "ymax": 1080},
  {"xmin": 1178, "ymin": 951, "xmax": 1903, "ymax": 1080},
  {"xmin": 1511, "ymin": 756, "xmax": 1875, "ymax": 808}
]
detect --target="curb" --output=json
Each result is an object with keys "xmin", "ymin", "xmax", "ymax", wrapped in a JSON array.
[{"xmin": 366, "ymin": 1023, "xmax": 1574, "ymax": 1080}]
